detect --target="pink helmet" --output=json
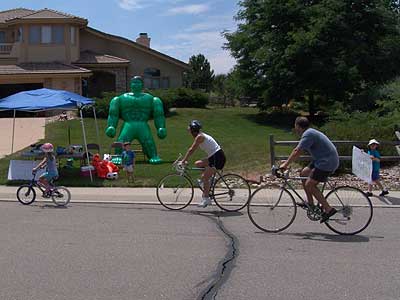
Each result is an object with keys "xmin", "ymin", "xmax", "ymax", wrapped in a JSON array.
[{"xmin": 41, "ymin": 143, "xmax": 54, "ymax": 153}]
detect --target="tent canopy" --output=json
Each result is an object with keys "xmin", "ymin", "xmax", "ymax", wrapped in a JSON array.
[{"xmin": 0, "ymin": 88, "xmax": 93, "ymax": 111}]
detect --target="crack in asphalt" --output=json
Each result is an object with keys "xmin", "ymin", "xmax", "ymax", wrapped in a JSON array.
[{"xmin": 188, "ymin": 211, "xmax": 239, "ymax": 300}]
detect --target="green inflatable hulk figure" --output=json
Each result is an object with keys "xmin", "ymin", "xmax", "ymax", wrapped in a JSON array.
[{"xmin": 105, "ymin": 76, "xmax": 167, "ymax": 164}]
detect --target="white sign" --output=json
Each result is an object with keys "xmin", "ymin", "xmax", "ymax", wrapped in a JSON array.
[
  {"xmin": 8, "ymin": 160, "xmax": 45, "ymax": 180},
  {"xmin": 352, "ymin": 146, "xmax": 372, "ymax": 183}
]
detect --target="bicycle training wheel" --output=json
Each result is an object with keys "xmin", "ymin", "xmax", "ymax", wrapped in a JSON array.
[
  {"xmin": 51, "ymin": 186, "xmax": 71, "ymax": 206},
  {"xmin": 324, "ymin": 186, "xmax": 373, "ymax": 235},
  {"xmin": 247, "ymin": 185, "xmax": 297, "ymax": 233},
  {"xmin": 211, "ymin": 173, "xmax": 251, "ymax": 212},
  {"xmin": 16, "ymin": 185, "xmax": 36, "ymax": 205},
  {"xmin": 156, "ymin": 174, "xmax": 194, "ymax": 210}
]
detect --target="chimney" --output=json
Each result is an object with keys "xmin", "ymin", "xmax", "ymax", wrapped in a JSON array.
[{"xmin": 136, "ymin": 33, "xmax": 151, "ymax": 48}]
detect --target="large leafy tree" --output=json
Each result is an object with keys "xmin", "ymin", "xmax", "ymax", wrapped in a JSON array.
[
  {"xmin": 184, "ymin": 54, "xmax": 215, "ymax": 92},
  {"xmin": 225, "ymin": 0, "xmax": 400, "ymax": 114}
]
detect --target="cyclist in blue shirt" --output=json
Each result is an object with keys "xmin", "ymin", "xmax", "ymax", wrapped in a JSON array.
[{"xmin": 280, "ymin": 117, "xmax": 339, "ymax": 223}]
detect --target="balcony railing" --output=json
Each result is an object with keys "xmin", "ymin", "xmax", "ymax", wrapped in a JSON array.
[{"xmin": 0, "ymin": 43, "xmax": 13, "ymax": 54}]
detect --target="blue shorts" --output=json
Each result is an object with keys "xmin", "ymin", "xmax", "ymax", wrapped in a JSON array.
[
  {"xmin": 40, "ymin": 172, "xmax": 58, "ymax": 181},
  {"xmin": 371, "ymin": 171, "xmax": 380, "ymax": 181}
]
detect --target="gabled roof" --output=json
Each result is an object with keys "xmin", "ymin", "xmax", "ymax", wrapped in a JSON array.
[
  {"xmin": 3, "ymin": 8, "xmax": 87, "ymax": 25},
  {"xmin": 85, "ymin": 27, "xmax": 189, "ymax": 69},
  {"xmin": 0, "ymin": 8, "xmax": 34, "ymax": 23},
  {"xmin": 75, "ymin": 50, "xmax": 130, "ymax": 65}
]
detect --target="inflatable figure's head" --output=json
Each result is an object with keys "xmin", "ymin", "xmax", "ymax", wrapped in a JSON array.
[{"xmin": 130, "ymin": 76, "xmax": 143, "ymax": 93}]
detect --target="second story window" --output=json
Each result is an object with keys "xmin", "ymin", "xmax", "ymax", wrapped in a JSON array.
[
  {"xmin": 70, "ymin": 26, "xmax": 76, "ymax": 45},
  {"xmin": 0, "ymin": 31, "xmax": 5, "ymax": 43},
  {"xmin": 29, "ymin": 25, "xmax": 65, "ymax": 45},
  {"xmin": 52, "ymin": 26, "xmax": 64, "ymax": 44},
  {"xmin": 41, "ymin": 26, "xmax": 51, "ymax": 44},
  {"xmin": 29, "ymin": 26, "xmax": 40, "ymax": 44}
]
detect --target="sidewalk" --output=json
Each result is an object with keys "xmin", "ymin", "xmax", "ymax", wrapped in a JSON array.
[{"xmin": 1, "ymin": 185, "xmax": 399, "ymax": 207}]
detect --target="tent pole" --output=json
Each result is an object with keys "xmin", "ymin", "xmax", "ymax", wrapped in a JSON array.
[
  {"xmin": 11, "ymin": 109, "xmax": 16, "ymax": 154},
  {"xmin": 79, "ymin": 107, "xmax": 93, "ymax": 182},
  {"xmin": 92, "ymin": 106, "xmax": 100, "ymax": 152}
]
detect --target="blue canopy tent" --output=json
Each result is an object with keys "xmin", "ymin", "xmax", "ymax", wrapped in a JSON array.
[{"xmin": 0, "ymin": 88, "xmax": 99, "ymax": 181}]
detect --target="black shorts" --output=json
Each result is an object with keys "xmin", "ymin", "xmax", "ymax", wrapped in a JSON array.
[
  {"xmin": 208, "ymin": 149, "xmax": 226, "ymax": 170},
  {"xmin": 308, "ymin": 163, "xmax": 332, "ymax": 182}
]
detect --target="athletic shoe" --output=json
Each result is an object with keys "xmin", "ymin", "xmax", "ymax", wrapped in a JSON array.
[
  {"xmin": 379, "ymin": 190, "xmax": 389, "ymax": 197},
  {"xmin": 365, "ymin": 192, "xmax": 373, "ymax": 197},
  {"xmin": 320, "ymin": 208, "xmax": 337, "ymax": 223},
  {"xmin": 198, "ymin": 197, "xmax": 212, "ymax": 208}
]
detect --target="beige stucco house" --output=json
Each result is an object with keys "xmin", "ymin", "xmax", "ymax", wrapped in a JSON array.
[{"xmin": 0, "ymin": 8, "xmax": 188, "ymax": 98}]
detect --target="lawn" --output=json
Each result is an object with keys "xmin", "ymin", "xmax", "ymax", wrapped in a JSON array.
[{"xmin": 0, "ymin": 107, "xmax": 295, "ymax": 187}]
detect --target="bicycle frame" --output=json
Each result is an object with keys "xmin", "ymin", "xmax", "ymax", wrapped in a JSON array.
[{"xmin": 273, "ymin": 167, "xmax": 344, "ymax": 210}]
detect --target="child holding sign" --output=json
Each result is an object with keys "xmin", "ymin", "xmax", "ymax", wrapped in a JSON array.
[{"xmin": 366, "ymin": 139, "xmax": 389, "ymax": 197}]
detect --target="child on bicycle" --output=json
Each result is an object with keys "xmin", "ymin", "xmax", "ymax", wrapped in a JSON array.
[
  {"xmin": 180, "ymin": 120, "xmax": 226, "ymax": 208},
  {"xmin": 366, "ymin": 139, "xmax": 389, "ymax": 197},
  {"xmin": 32, "ymin": 143, "xmax": 59, "ymax": 197}
]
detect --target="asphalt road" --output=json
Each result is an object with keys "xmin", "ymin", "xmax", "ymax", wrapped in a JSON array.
[{"xmin": 0, "ymin": 202, "xmax": 398, "ymax": 300}]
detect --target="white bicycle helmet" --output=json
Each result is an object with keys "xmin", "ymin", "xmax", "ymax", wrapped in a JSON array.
[{"xmin": 41, "ymin": 143, "xmax": 54, "ymax": 153}]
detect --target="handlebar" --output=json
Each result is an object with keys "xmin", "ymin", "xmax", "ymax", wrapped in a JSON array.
[
  {"xmin": 271, "ymin": 165, "xmax": 290, "ymax": 179},
  {"xmin": 172, "ymin": 154, "xmax": 186, "ymax": 173}
]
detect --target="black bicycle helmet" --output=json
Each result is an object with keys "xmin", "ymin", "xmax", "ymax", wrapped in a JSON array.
[{"xmin": 189, "ymin": 120, "xmax": 202, "ymax": 132}]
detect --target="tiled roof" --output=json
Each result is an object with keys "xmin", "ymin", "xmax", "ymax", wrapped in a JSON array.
[
  {"xmin": 75, "ymin": 50, "xmax": 130, "ymax": 65},
  {"xmin": 15, "ymin": 8, "xmax": 86, "ymax": 21},
  {"xmin": 0, "ymin": 8, "xmax": 34, "ymax": 23},
  {"xmin": 0, "ymin": 8, "xmax": 87, "ymax": 23},
  {"xmin": 0, "ymin": 62, "xmax": 91, "ymax": 75}
]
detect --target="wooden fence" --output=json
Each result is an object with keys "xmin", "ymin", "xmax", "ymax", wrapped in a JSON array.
[{"xmin": 269, "ymin": 134, "xmax": 400, "ymax": 167}]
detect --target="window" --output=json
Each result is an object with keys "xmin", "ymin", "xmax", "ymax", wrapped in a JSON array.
[
  {"xmin": 0, "ymin": 31, "xmax": 5, "ymax": 43},
  {"xmin": 29, "ymin": 25, "xmax": 65, "ymax": 44},
  {"xmin": 70, "ymin": 26, "xmax": 76, "ymax": 45},
  {"xmin": 41, "ymin": 26, "xmax": 51, "ymax": 44},
  {"xmin": 52, "ymin": 25, "xmax": 64, "ymax": 44},
  {"xmin": 29, "ymin": 26, "xmax": 40, "ymax": 44},
  {"xmin": 16, "ymin": 27, "xmax": 23, "ymax": 42},
  {"xmin": 161, "ymin": 77, "xmax": 170, "ymax": 89},
  {"xmin": 144, "ymin": 68, "xmax": 163, "ymax": 89},
  {"xmin": 144, "ymin": 68, "xmax": 160, "ymax": 77}
]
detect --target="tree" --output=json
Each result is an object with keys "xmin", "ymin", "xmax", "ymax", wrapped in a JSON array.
[
  {"xmin": 225, "ymin": 0, "xmax": 400, "ymax": 115},
  {"xmin": 184, "ymin": 54, "xmax": 215, "ymax": 92}
]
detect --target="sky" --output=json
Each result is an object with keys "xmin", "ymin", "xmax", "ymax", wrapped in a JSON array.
[{"xmin": 2, "ymin": 0, "xmax": 240, "ymax": 74}]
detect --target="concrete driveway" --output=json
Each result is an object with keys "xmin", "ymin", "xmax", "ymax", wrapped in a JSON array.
[{"xmin": 0, "ymin": 118, "xmax": 45, "ymax": 158}]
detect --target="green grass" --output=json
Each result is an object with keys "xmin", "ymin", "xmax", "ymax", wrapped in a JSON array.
[{"xmin": 0, "ymin": 107, "xmax": 295, "ymax": 187}]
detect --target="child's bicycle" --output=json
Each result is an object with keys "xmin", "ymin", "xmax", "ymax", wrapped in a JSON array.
[
  {"xmin": 247, "ymin": 166, "xmax": 373, "ymax": 235},
  {"xmin": 156, "ymin": 155, "xmax": 251, "ymax": 212},
  {"xmin": 16, "ymin": 171, "xmax": 71, "ymax": 207}
]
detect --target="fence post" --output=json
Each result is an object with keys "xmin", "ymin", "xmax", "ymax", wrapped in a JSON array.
[
  {"xmin": 269, "ymin": 134, "xmax": 275, "ymax": 167},
  {"xmin": 396, "ymin": 130, "xmax": 400, "ymax": 156}
]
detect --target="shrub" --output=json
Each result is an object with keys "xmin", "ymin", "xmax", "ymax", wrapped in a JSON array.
[{"xmin": 83, "ymin": 88, "xmax": 210, "ymax": 119}]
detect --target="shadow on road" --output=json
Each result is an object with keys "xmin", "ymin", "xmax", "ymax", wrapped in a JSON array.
[
  {"xmin": 280, "ymin": 231, "xmax": 372, "ymax": 243},
  {"xmin": 375, "ymin": 195, "xmax": 400, "ymax": 205}
]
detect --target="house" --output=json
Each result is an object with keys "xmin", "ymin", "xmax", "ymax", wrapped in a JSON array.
[{"xmin": 0, "ymin": 8, "xmax": 189, "ymax": 98}]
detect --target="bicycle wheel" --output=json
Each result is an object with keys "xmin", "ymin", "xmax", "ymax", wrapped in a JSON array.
[
  {"xmin": 211, "ymin": 173, "xmax": 251, "ymax": 212},
  {"xmin": 324, "ymin": 186, "xmax": 373, "ymax": 235},
  {"xmin": 51, "ymin": 186, "xmax": 71, "ymax": 206},
  {"xmin": 156, "ymin": 174, "xmax": 194, "ymax": 210},
  {"xmin": 247, "ymin": 185, "xmax": 297, "ymax": 233},
  {"xmin": 16, "ymin": 185, "xmax": 36, "ymax": 205}
]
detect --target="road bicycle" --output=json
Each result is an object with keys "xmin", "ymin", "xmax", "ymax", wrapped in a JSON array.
[
  {"xmin": 247, "ymin": 167, "xmax": 373, "ymax": 235},
  {"xmin": 156, "ymin": 155, "xmax": 251, "ymax": 212},
  {"xmin": 16, "ymin": 171, "xmax": 71, "ymax": 207}
]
